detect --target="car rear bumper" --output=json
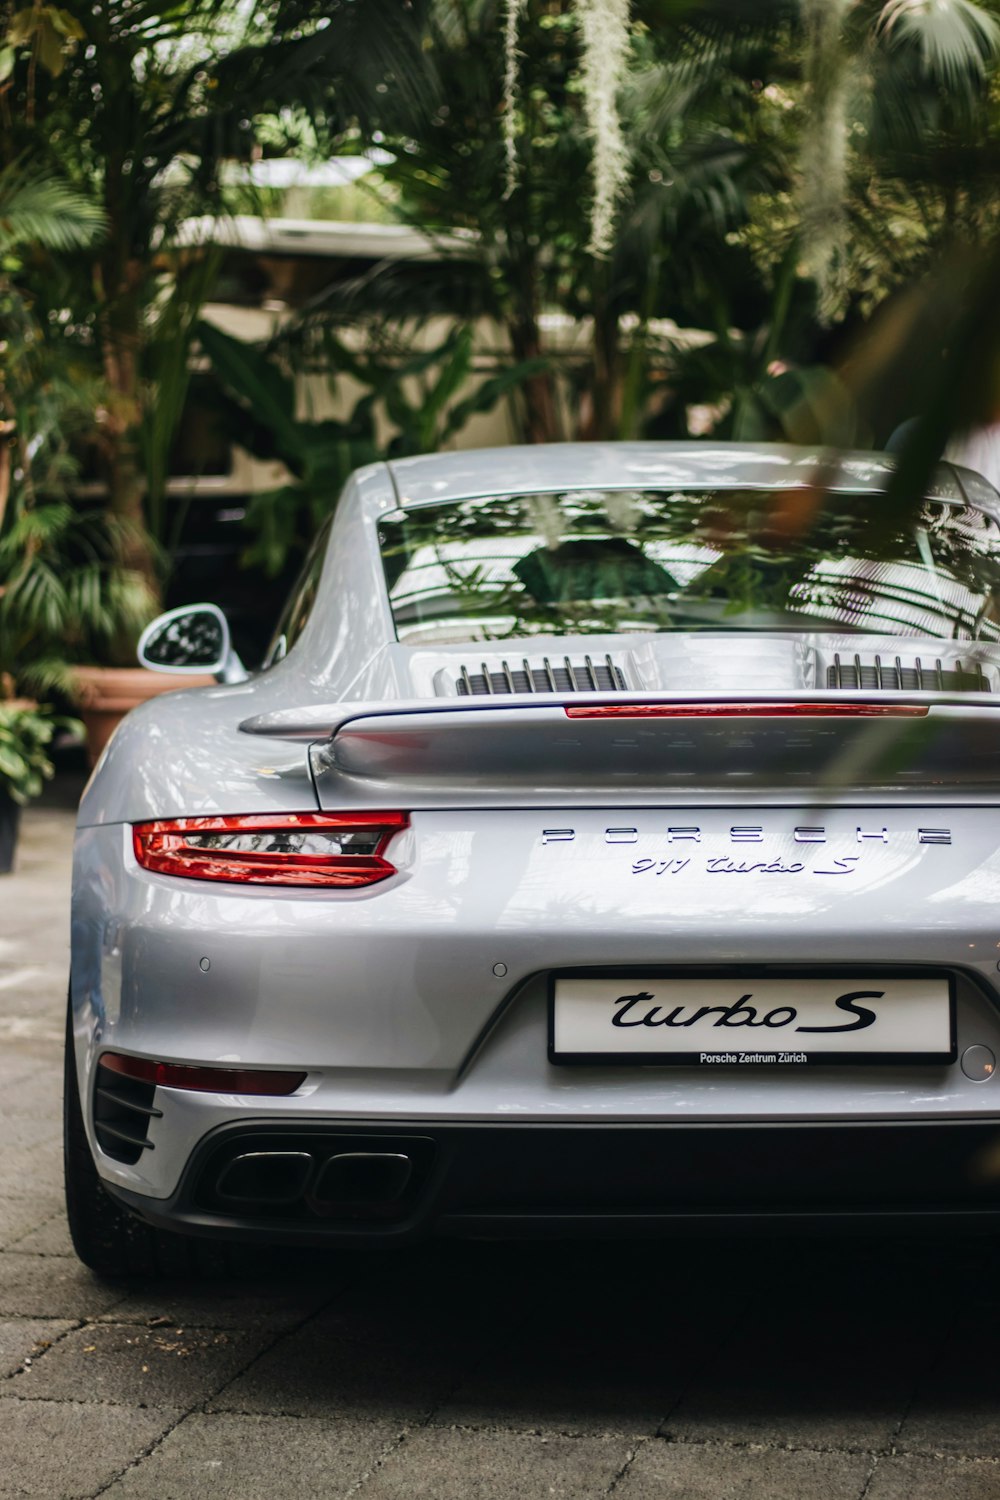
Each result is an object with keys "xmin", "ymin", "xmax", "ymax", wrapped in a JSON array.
[
  {"xmin": 104, "ymin": 1116, "xmax": 1000, "ymax": 1247},
  {"xmin": 73, "ymin": 809, "xmax": 1000, "ymax": 1209}
]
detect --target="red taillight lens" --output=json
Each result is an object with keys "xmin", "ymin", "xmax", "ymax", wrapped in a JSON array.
[
  {"xmin": 564, "ymin": 702, "xmax": 929, "ymax": 719},
  {"xmin": 101, "ymin": 1053, "xmax": 306, "ymax": 1095},
  {"xmin": 132, "ymin": 812, "xmax": 409, "ymax": 888}
]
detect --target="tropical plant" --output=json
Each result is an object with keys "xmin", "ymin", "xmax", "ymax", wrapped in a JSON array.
[
  {"xmin": 0, "ymin": 158, "xmax": 104, "ymax": 532},
  {"xmin": 197, "ymin": 317, "xmax": 546, "ymax": 576},
  {"xmin": 368, "ymin": 0, "xmax": 1000, "ymax": 451},
  {"xmin": 795, "ymin": 0, "xmax": 1000, "ymax": 319},
  {"xmin": 0, "ymin": 156, "xmax": 145, "ymax": 695},
  {"xmin": 0, "ymin": 701, "xmax": 74, "ymax": 806},
  {"xmin": 0, "ymin": 161, "xmax": 103, "ymax": 256},
  {"xmin": 301, "ymin": 0, "xmax": 787, "ymax": 444},
  {"xmin": 1, "ymin": 0, "xmax": 435, "ymax": 645}
]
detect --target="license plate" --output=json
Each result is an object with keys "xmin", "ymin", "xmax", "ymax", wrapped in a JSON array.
[{"xmin": 549, "ymin": 972, "xmax": 955, "ymax": 1065}]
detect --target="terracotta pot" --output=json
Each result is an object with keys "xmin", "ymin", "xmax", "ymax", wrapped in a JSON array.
[{"xmin": 72, "ymin": 666, "xmax": 215, "ymax": 767}]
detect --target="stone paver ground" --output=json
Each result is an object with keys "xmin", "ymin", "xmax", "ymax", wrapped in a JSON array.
[{"xmin": 2, "ymin": 781, "xmax": 999, "ymax": 1497}]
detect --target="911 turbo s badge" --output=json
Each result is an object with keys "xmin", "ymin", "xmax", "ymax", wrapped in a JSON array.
[{"xmin": 541, "ymin": 824, "xmax": 953, "ymax": 878}]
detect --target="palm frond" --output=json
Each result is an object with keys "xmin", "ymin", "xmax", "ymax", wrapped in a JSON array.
[
  {"xmin": 877, "ymin": 0, "xmax": 1000, "ymax": 89},
  {"xmin": 0, "ymin": 165, "xmax": 104, "ymax": 253}
]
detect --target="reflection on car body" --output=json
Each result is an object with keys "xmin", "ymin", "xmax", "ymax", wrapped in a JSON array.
[{"xmin": 63, "ymin": 442, "xmax": 1000, "ymax": 1274}]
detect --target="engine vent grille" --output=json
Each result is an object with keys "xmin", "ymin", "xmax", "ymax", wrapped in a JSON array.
[
  {"xmin": 456, "ymin": 655, "xmax": 627, "ymax": 696},
  {"xmin": 827, "ymin": 654, "xmax": 989, "ymax": 693},
  {"xmin": 93, "ymin": 1059, "xmax": 161, "ymax": 1165}
]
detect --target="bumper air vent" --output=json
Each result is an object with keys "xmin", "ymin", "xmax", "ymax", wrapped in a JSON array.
[
  {"xmin": 92, "ymin": 1057, "xmax": 161, "ymax": 1165},
  {"xmin": 827, "ymin": 654, "xmax": 989, "ymax": 693},
  {"xmin": 457, "ymin": 655, "xmax": 627, "ymax": 696}
]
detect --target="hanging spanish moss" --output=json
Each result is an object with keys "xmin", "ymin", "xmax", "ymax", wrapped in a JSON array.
[
  {"xmin": 575, "ymin": 0, "xmax": 632, "ymax": 257},
  {"xmin": 502, "ymin": 0, "xmax": 525, "ymax": 199},
  {"xmin": 799, "ymin": 0, "xmax": 852, "ymax": 322},
  {"xmin": 502, "ymin": 0, "xmax": 632, "ymax": 252}
]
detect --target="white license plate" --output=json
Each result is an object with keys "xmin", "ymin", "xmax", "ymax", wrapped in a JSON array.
[{"xmin": 549, "ymin": 973, "xmax": 955, "ymax": 1065}]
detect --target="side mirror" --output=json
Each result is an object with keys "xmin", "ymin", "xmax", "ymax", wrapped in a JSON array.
[{"xmin": 137, "ymin": 603, "xmax": 248, "ymax": 684}]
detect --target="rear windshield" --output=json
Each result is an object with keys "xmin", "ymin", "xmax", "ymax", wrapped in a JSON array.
[{"xmin": 378, "ymin": 487, "xmax": 1000, "ymax": 644}]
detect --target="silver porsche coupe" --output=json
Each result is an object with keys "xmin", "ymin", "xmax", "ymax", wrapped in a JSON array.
[{"xmin": 65, "ymin": 442, "xmax": 1000, "ymax": 1274}]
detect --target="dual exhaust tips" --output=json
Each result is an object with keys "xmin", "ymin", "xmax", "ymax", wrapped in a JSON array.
[{"xmin": 216, "ymin": 1149, "xmax": 413, "ymax": 1209}]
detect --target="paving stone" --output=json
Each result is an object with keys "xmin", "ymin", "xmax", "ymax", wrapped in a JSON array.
[
  {"xmin": 102, "ymin": 1280, "xmax": 333, "ymax": 1331},
  {"xmin": 0, "ymin": 1139, "xmax": 66, "ymax": 1198},
  {"xmin": 314, "ymin": 1251, "xmax": 513, "ymax": 1349},
  {"xmin": 0, "ymin": 1317, "xmax": 75, "ymax": 1377},
  {"xmin": 897, "ymin": 1329, "xmax": 1000, "ymax": 1458},
  {"xmin": 0, "ymin": 1030, "xmax": 62, "ymax": 1064},
  {"xmin": 0, "ymin": 1252, "xmax": 125, "ymax": 1319},
  {"xmin": 212, "ymin": 1321, "xmax": 465, "ymax": 1422},
  {"xmin": 0, "ymin": 1117, "xmax": 60, "ymax": 1152},
  {"xmin": 437, "ymin": 1328, "xmax": 688, "ymax": 1437},
  {"xmin": 0, "ymin": 1071, "xmax": 63, "ymax": 1120},
  {"xmin": 0, "ymin": 956, "xmax": 62, "ymax": 990},
  {"xmin": 354, "ymin": 1427, "xmax": 632, "ymax": 1499},
  {"xmin": 0, "ymin": 1397, "xmax": 181, "ymax": 1497},
  {"xmin": 616, "ymin": 1439, "xmax": 871, "ymax": 1499},
  {"xmin": 866, "ymin": 1454, "xmax": 1000, "ymax": 1499},
  {"xmin": 9, "ymin": 1320, "xmax": 271, "ymax": 1408},
  {"xmin": 433, "ymin": 1270, "xmax": 734, "ymax": 1441},
  {"xmin": 0, "ymin": 1055, "xmax": 45, "ymax": 1089},
  {"xmin": 663, "ymin": 1313, "xmax": 931, "ymax": 1451},
  {"xmin": 0, "ymin": 1196, "xmax": 62, "ymax": 1251},
  {"xmin": 7, "ymin": 1211, "xmax": 75, "ymax": 1258},
  {"xmin": 102, "ymin": 1410, "xmax": 401, "ymax": 1499}
]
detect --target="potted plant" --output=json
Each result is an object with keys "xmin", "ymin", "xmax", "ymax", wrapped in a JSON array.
[
  {"xmin": 0, "ymin": 1, "xmax": 435, "ymax": 757},
  {"xmin": 0, "ymin": 254, "xmax": 171, "ymax": 763},
  {"xmin": 0, "ymin": 699, "xmax": 73, "ymax": 873}
]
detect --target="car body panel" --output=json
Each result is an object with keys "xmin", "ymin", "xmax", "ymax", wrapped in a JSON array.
[
  {"xmin": 69, "ymin": 442, "xmax": 1000, "ymax": 1240},
  {"xmin": 73, "ymin": 803, "xmax": 1000, "ymax": 1201},
  {"xmin": 386, "ymin": 441, "xmax": 999, "ymax": 511}
]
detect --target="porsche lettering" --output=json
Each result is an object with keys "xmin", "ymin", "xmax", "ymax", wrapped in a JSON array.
[{"xmin": 546, "ymin": 826, "xmax": 954, "ymax": 846}]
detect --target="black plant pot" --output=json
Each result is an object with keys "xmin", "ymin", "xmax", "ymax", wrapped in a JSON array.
[{"xmin": 0, "ymin": 789, "xmax": 21, "ymax": 874}]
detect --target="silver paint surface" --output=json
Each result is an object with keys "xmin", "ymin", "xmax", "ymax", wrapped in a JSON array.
[{"xmin": 70, "ymin": 443, "xmax": 1000, "ymax": 1209}]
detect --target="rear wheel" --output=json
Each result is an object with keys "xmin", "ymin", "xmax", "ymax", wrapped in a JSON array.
[{"xmin": 63, "ymin": 998, "xmax": 230, "ymax": 1278}]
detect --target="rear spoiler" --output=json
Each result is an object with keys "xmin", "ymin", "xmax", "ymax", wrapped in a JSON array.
[{"xmin": 240, "ymin": 693, "xmax": 1000, "ymax": 801}]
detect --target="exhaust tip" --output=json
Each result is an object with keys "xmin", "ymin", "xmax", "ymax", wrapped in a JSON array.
[
  {"xmin": 216, "ymin": 1150, "xmax": 313, "ymax": 1205},
  {"xmin": 313, "ymin": 1151, "xmax": 412, "ymax": 1205}
]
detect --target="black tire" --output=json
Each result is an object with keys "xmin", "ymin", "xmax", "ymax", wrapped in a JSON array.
[{"xmin": 63, "ymin": 998, "xmax": 232, "ymax": 1279}]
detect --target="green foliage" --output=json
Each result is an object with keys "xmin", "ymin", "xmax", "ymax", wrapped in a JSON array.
[
  {"xmin": 197, "ymin": 318, "xmax": 546, "ymax": 575},
  {"xmin": 0, "ymin": 0, "xmax": 436, "ymax": 645},
  {"xmin": 195, "ymin": 318, "xmax": 379, "ymax": 574},
  {"xmin": 320, "ymin": 0, "xmax": 792, "ymax": 441},
  {"xmin": 0, "ymin": 504, "xmax": 158, "ymax": 690},
  {"xmin": 0, "ymin": 167, "xmax": 151, "ymax": 692},
  {"xmin": 0, "ymin": 703, "xmax": 79, "ymax": 805},
  {"xmin": 0, "ymin": 163, "xmax": 104, "ymax": 254},
  {"xmin": 1, "ymin": 5, "xmax": 84, "ymax": 81},
  {"xmin": 3, "ymin": 0, "xmax": 1000, "ymax": 635},
  {"xmin": 140, "ymin": 250, "xmax": 224, "ymax": 550},
  {"xmin": 877, "ymin": 0, "xmax": 1000, "ymax": 91}
]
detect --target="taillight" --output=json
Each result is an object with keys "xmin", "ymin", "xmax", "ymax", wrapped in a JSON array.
[
  {"xmin": 132, "ymin": 812, "xmax": 408, "ymax": 888},
  {"xmin": 564, "ymin": 702, "xmax": 929, "ymax": 719},
  {"xmin": 102, "ymin": 1053, "xmax": 306, "ymax": 1095}
]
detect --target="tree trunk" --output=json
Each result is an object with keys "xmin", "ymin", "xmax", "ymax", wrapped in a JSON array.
[
  {"xmin": 0, "ymin": 417, "xmax": 13, "ymax": 538},
  {"xmin": 579, "ymin": 264, "xmax": 621, "ymax": 440},
  {"xmin": 98, "ymin": 158, "xmax": 161, "ymax": 621},
  {"xmin": 509, "ymin": 315, "xmax": 560, "ymax": 444},
  {"xmin": 505, "ymin": 233, "xmax": 559, "ymax": 443}
]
